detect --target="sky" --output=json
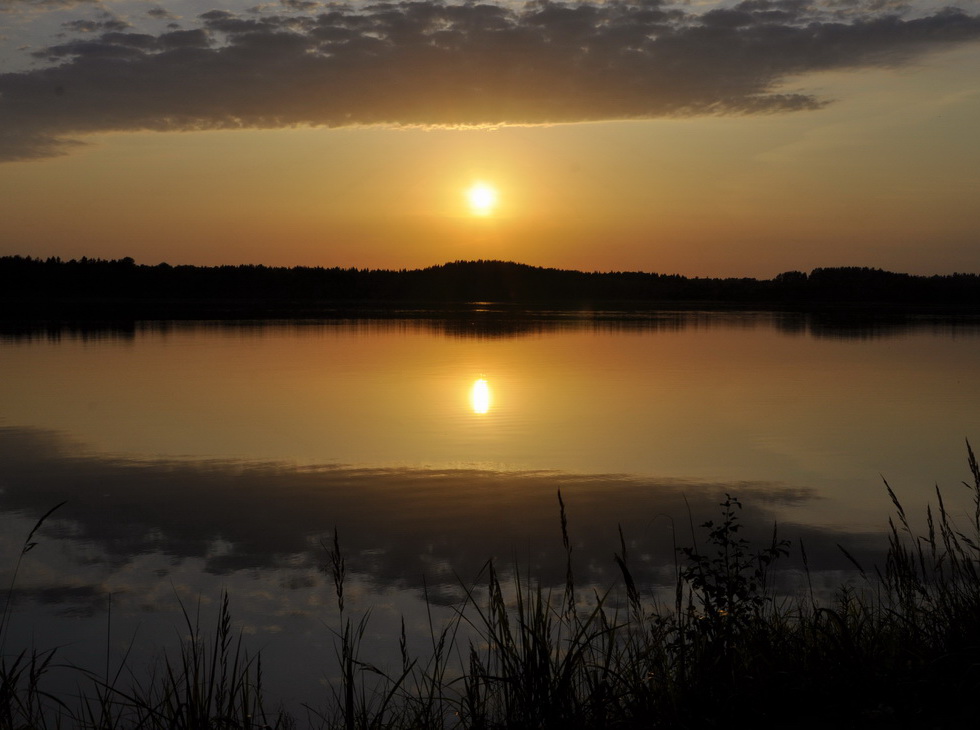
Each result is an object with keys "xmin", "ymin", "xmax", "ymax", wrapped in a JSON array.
[{"xmin": 1, "ymin": 0, "xmax": 979, "ymax": 277}]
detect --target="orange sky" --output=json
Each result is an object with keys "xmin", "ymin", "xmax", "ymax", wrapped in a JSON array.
[{"xmin": 1, "ymin": 1, "xmax": 979, "ymax": 278}]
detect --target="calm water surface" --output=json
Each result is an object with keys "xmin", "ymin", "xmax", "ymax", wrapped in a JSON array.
[{"xmin": 2, "ymin": 312, "xmax": 979, "ymax": 711}]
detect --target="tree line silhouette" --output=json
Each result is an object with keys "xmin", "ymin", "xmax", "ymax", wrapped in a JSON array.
[{"xmin": 2, "ymin": 256, "xmax": 979, "ymax": 318}]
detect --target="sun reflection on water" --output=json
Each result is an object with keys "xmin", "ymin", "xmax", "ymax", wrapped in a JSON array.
[{"xmin": 470, "ymin": 378, "xmax": 491, "ymax": 414}]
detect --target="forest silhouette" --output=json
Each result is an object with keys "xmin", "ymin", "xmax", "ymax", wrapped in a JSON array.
[{"xmin": 2, "ymin": 256, "xmax": 979, "ymax": 319}]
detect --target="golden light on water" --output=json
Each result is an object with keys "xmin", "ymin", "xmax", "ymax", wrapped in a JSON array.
[
  {"xmin": 470, "ymin": 378, "xmax": 491, "ymax": 414},
  {"xmin": 466, "ymin": 182, "xmax": 498, "ymax": 217}
]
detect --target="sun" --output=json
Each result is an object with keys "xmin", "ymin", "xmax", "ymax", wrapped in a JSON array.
[{"xmin": 466, "ymin": 182, "xmax": 498, "ymax": 217}]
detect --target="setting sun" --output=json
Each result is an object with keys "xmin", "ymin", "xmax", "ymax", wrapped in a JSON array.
[{"xmin": 466, "ymin": 182, "xmax": 499, "ymax": 217}]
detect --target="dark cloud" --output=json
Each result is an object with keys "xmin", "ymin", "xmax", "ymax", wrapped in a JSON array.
[
  {"xmin": 0, "ymin": 0, "xmax": 98, "ymax": 9},
  {"xmin": 278, "ymin": 0, "xmax": 321, "ymax": 10},
  {"xmin": 147, "ymin": 6, "xmax": 179, "ymax": 21},
  {"xmin": 1, "ymin": 0, "xmax": 979, "ymax": 161},
  {"xmin": 61, "ymin": 17, "xmax": 130, "ymax": 33},
  {"xmin": 158, "ymin": 28, "xmax": 210, "ymax": 49}
]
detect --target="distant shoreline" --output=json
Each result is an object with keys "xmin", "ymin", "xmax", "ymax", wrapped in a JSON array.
[{"xmin": 3, "ymin": 256, "xmax": 980, "ymax": 321}]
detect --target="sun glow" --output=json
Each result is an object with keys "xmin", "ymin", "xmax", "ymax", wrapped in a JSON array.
[
  {"xmin": 470, "ymin": 378, "xmax": 491, "ymax": 414},
  {"xmin": 466, "ymin": 182, "xmax": 498, "ymax": 216}
]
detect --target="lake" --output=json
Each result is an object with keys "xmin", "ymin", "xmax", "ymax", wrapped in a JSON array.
[{"xmin": 2, "ymin": 311, "xmax": 979, "ymax": 715}]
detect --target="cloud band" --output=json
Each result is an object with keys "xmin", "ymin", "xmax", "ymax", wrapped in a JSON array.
[{"xmin": 2, "ymin": 1, "xmax": 979, "ymax": 160}]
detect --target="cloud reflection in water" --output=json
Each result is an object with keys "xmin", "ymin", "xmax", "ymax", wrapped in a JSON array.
[
  {"xmin": 0, "ymin": 426, "xmax": 886, "ymax": 604},
  {"xmin": 0, "ymin": 425, "xmax": 897, "ymax": 713}
]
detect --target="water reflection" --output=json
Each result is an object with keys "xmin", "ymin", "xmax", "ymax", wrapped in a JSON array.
[
  {"xmin": 0, "ymin": 425, "xmax": 950, "ymax": 716},
  {"xmin": 4, "ymin": 314, "xmax": 980, "ymax": 717},
  {"xmin": 470, "ymin": 378, "xmax": 491, "ymax": 414},
  {"xmin": 3, "ymin": 314, "xmax": 980, "ymax": 525},
  {"xmin": 0, "ymin": 426, "xmax": 878, "ymax": 598},
  {"xmin": 3, "ymin": 310, "xmax": 980, "ymax": 343}
]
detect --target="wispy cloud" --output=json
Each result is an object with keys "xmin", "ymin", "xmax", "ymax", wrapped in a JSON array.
[
  {"xmin": 1, "ymin": 0, "xmax": 979, "ymax": 161},
  {"xmin": 0, "ymin": 0, "xmax": 101, "ymax": 10}
]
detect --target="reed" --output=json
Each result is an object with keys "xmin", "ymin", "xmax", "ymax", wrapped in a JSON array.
[
  {"xmin": 0, "ymin": 501, "xmax": 69, "ymax": 730},
  {"xmin": 109, "ymin": 590, "xmax": 287, "ymax": 729},
  {"xmin": 3, "ymin": 442, "xmax": 980, "ymax": 727}
]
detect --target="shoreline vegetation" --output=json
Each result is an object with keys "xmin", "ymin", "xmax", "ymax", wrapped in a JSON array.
[
  {"xmin": 3, "ymin": 445, "xmax": 980, "ymax": 728},
  {"xmin": 3, "ymin": 256, "xmax": 980, "ymax": 322}
]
